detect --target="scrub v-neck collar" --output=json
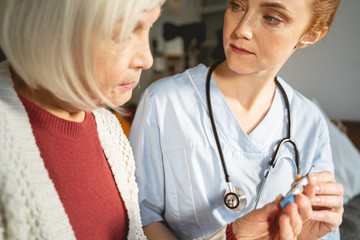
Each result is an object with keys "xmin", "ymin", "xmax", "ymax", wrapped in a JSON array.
[{"xmin": 187, "ymin": 64, "xmax": 286, "ymax": 153}]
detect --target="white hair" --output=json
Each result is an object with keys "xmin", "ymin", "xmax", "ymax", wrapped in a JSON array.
[{"xmin": 0, "ymin": 0, "xmax": 165, "ymax": 111}]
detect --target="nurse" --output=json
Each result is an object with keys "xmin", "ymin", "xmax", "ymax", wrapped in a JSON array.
[{"xmin": 129, "ymin": 0, "xmax": 344, "ymax": 239}]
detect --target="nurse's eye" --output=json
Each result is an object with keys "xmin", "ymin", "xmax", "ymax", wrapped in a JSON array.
[
  {"xmin": 264, "ymin": 15, "xmax": 281, "ymax": 24},
  {"xmin": 229, "ymin": 1, "xmax": 244, "ymax": 11}
]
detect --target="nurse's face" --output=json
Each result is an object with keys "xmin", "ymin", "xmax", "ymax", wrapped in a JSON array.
[
  {"xmin": 97, "ymin": 6, "xmax": 161, "ymax": 107},
  {"xmin": 223, "ymin": 0, "xmax": 316, "ymax": 76}
]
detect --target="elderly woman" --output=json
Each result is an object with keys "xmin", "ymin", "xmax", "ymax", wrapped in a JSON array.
[{"xmin": 0, "ymin": 0, "xmax": 163, "ymax": 239}]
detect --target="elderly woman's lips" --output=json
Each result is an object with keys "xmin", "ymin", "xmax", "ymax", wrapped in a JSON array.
[{"xmin": 119, "ymin": 82, "xmax": 135, "ymax": 90}]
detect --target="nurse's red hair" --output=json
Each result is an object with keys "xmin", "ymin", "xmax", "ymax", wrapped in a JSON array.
[{"xmin": 307, "ymin": 0, "xmax": 341, "ymax": 33}]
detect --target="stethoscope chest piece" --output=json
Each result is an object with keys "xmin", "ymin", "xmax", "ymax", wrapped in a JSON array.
[{"xmin": 224, "ymin": 186, "xmax": 247, "ymax": 211}]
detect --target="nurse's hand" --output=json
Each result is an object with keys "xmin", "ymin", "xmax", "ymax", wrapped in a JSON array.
[
  {"xmin": 232, "ymin": 193, "xmax": 312, "ymax": 240},
  {"xmin": 299, "ymin": 171, "xmax": 344, "ymax": 240}
]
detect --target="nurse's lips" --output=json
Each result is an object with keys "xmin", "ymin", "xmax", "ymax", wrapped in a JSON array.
[
  {"xmin": 119, "ymin": 82, "xmax": 135, "ymax": 90},
  {"xmin": 231, "ymin": 44, "xmax": 254, "ymax": 55}
]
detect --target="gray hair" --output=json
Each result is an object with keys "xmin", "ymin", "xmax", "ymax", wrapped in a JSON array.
[{"xmin": 0, "ymin": 0, "xmax": 165, "ymax": 110}]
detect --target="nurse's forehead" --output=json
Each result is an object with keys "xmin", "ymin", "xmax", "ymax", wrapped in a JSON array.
[{"xmin": 252, "ymin": 0, "xmax": 311, "ymax": 15}]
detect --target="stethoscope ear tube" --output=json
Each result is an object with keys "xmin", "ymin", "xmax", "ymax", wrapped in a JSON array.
[
  {"xmin": 274, "ymin": 80, "xmax": 300, "ymax": 174},
  {"xmin": 269, "ymin": 138, "xmax": 299, "ymax": 174}
]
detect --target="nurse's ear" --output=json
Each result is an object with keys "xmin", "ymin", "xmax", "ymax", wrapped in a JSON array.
[{"xmin": 295, "ymin": 27, "xmax": 328, "ymax": 49}]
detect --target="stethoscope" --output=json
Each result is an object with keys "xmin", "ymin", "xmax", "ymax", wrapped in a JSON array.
[{"xmin": 205, "ymin": 58, "xmax": 300, "ymax": 211}]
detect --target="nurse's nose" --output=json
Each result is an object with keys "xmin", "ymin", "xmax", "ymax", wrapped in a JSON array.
[{"xmin": 234, "ymin": 14, "xmax": 253, "ymax": 40}]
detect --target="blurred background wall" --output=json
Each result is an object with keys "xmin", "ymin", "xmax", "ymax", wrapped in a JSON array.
[
  {"xmin": 131, "ymin": 0, "xmax": 360, "ymax": 121},
  {"xmin": 0, "ymin": 0, "xmax": 358, "ymax": 120}
]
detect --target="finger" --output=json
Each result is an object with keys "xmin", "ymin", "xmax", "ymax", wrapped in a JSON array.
[
  {"xmin": 295, "ymin": 193, "xmax": 312, "ymax": 222},
  {"xmin": 308, "ymin": 171, "xmax": 335, "ymax": 184},
  {"xmin": 279, "ymin": 203, "xmax": 302, "ymax": 239},
  {"xmin": 284, "ymin": 202, "xmax": 302, "ymax": 237},
  {"xmin": 278, "ymin": 214, "xmax": 296, "ymax": 240},
  {"xmin": 313, "ymin": 182, "xmax": 344, "ymax": 196},
  {"xmin": 311, "ymin": 195, "xmax": 344, "ymax": 210},
  {"xmin": 274, "ymin": 194, "xmax": 283, "ymax": 205},
  {"xmin": 310, "ymin": 208, "xmax": 344, "ymax": 230},
  {"xmin": 294, "ymin": 174, "xmax": 303, "ymax": 183},
  {"xmin": 302, "ymin": 183, "xmax": 316, "ymax": 199}
]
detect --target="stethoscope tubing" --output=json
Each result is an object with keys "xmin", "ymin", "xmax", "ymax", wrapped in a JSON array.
[
  {"xmin": 206, "ymin": 58, "xmax": 232, "ymax": 183},
  {"xmin": 205, "ymin": 58, "xmax": 300, "ymax": 211}
]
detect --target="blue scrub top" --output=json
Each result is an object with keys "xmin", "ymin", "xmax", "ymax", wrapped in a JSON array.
[{"xmin": 129, "ymin": 64, "xmax": 338, "ymax": 240}]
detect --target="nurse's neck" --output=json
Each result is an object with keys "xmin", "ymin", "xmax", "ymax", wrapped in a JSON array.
[
  {"xmin": 212, "ymin": 61, "xmax": 277, "ymax": 110},
  {"xmin": 212, "ymin": 61, "xmax": 277, "ymax": 134}
]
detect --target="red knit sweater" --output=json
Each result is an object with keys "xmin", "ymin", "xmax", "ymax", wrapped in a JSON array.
[{"xmin": 19, "ymin": 95, "xmax": 128, "ymax": 239}]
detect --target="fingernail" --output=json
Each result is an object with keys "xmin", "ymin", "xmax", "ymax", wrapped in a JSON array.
[
  {"xmin": 315, "ymin": 185, "xmax": 320, "ymax": 192},
  {"xmin": 311, "ymin": 197, "xmax": 320, "ymax": 203},
  {"xmin": 309, "ymin": 175, "xmax": 318, "ymax": 182}
]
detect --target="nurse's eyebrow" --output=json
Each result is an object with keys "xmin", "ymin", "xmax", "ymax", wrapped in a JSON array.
[{"xmin": 260, "ymin": 2, "xmax": 290, "ymax": 12}]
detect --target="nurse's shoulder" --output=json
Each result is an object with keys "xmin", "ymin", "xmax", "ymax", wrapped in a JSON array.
[
  {"xmin": 145, "ymin": 64, "xmax": 207, "ymax": 99},
  {"xmin": 292, "ymin": 89, "xmax": 327, "ymax": 126},
  {"xmin": 277, "ymin": 77, "xmax": 326, "ymax": 125}
]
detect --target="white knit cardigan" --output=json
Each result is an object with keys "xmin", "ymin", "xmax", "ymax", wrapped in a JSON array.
[{"xmin": 0, "ymin": 61, "xmax": 146, "ymax": 240}]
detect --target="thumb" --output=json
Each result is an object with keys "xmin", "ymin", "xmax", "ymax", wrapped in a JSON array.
[
  {"xmin": 257, "ymin": 194, "xmax": 282, "ymax": 216},
  {"xmin": 293, "ymin": 174, "xmax": 303, "ymax": 184},
  {"xmin": 232, "ymin": 195, "xmax": 284, "ymax": 238},
  {"xmin": 249, "ymin": 194, "xmax": 283, "ymax": 223}
]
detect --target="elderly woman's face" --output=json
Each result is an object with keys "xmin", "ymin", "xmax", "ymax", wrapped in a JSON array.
[{"xmin": 97, "ymin": 5, "xmax": 161, "ymax": 106}]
